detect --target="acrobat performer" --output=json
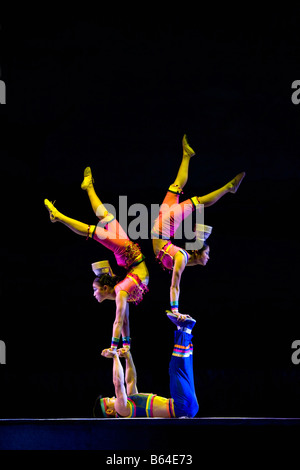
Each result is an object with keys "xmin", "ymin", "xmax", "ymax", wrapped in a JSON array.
[
  {"xmin": 93, "ymin": 313, "xmax": 199, "ymax": 418},
  {"xmin": 151, "ymin": 135, "xmax": 245, "ymax": 321},
  {"xmin": 44, "ymin": 167, "xmax": 149, "ymax": 354}
]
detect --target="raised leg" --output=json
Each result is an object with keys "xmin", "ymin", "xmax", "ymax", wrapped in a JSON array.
[
  {"xmin": 171, "ymin": 135, "xmax": 196, "ymax": 191},
  {"xmin": 44, "ymin": 199, "xmax": 93, "ymax": 237},
  {"xmin": 81, "ymin": 166, "xmax": 109, "ymax": 219},
  {"xmin": 197, "ymin": 172, "xmax": 246, "ymax": 207}
]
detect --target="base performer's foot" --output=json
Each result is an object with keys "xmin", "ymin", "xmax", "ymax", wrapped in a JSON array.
[
  {"xmin": 166, "ymin": 311, "xmax": 196, "ymax": 331},
  {"xmin": 166, "ymin": 310, "xmax": 191, "ymax": 323},
  {"xmin": 179, "ymin": 316, "xmax": 196, "ymax": 332},
  {"xmin": 81, "ymin": 166, "xmax": 94, "ymax": 190},
  {"xmin": 228, "ymin": 172, "xmax": 246, "ymax": 193},
  {"xmin": 44, "ymin": 199, "xmax": 58, "ymax": 222},
  {"xmin": 182, "ymin": 134, "xmax": 196, "ymax": 158}
]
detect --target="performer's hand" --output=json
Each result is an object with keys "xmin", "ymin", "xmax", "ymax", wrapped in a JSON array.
[
  {"xmin": 170, "ymin": 309, "xmax": 189, "ymax": 322},
  {"xmin": 117, "ymin": 347, "xmax": 130, "ymax": 358},
  {"xmin": 101, "ymin": 347, "xmax": 117, "ymax": 358},
  {"xmin": 176, "ymin": 313, "xmax": 189, "ymax": 322}
]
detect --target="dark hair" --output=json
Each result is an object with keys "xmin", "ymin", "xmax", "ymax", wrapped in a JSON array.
[
  {"xmin": 94, "ymin": 273, "xmax": 122, "ymax": 288},
  {"xmin": 93, "ymin": 395, "xmax": 105, "ymax": 418},
  {"xmin": 186, "ymin": 241, "xmax": 209, "ymax": 257},
  {"xmin": 93, "ymin": 395, "xmax": 116, "ymax": 418}
]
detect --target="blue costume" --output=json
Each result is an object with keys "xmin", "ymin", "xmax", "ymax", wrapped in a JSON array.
[
  {"xmin": 116, "ymin": 329, "xmax": 198, "ymax": 418},
  {"xmin": 169, "ymin": 329, "xmax": 199, "ymax": 418}
]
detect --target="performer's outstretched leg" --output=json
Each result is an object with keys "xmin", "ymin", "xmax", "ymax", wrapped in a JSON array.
[
  {"xmin": 81, "ymin": 166, "xmax": 117, "ymax": 226},
  {"xmin": 197, "ymin": 172, "xmax": 245, "ymax": 208},
  {"xmin": 44, "ymin": 199, "xmax": 93, "ymax": 238},
  {"xmin": 168, "ymin": 317, "xmax": 199, "ymax": 418},
  {"xmin": 170, "ymin": 134, "xmax": 196, "ymax": 192}
]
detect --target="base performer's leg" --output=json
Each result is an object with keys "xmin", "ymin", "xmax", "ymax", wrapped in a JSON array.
[{"xmin": 168, "ymin": 317, "xmax": 199, "ymax": 418}]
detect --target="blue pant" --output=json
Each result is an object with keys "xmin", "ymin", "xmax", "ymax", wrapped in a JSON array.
[{"xmin": 169, "ymin": 330, "xmax": 199, "ymax": 418}]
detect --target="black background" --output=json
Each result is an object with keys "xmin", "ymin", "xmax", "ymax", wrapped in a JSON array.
[{"xmin": 1, "ymin": 7, "xmax": 300, "ymax": 419}]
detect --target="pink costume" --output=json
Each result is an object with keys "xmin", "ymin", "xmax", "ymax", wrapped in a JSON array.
[
  {"xmin": 156, "ymin": 240, "xmax": 189, "ymax": 271},
  {"xmin": 92, "ymin": 218, "xmax": 148, "ymax": 302},
  {"xmin": 115, "ymin": 273, "xmax": 149, "ymax": 305},
  {"xmin": 151, "ymin": 188, "xmax": 199, "ymax": 271}
]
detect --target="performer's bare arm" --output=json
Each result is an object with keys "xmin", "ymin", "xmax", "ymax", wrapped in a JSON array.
[
  {"xmin": 170, "ymin": 252, "xmax": 187, "ymax": 320},
  {"xmin": 113, "ymin": 290, "xmax": 129, "ymax": 343},
  {"xmin": 118, "ymin": 348, "xmax": 138, "ymax": 395},
  {"xmin": 112, "ymin": 351, "xmax": 130, "ymax": 416},
  {"xmin": 101, "ymin": 291, "xmax": 130, "ymax": 356},
  {"xmin": 121, "ymin": 302, "xmax": 130, "ymax": 340}
]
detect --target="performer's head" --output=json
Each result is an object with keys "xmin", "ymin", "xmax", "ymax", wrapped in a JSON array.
[
  {"xmin": 186, "ymin": 223, "xmax": 212, "ymax": 266},
  {"xmin": 93, "ymin": 396, "xmax": 117, "ymax": 418},
  {"xmin": 187, "ymin": 243, "xmax": 210, "ymax": 266},
  {"xmin": 93, "ymin": 274, "xmax": 121, "ymax": 303}
]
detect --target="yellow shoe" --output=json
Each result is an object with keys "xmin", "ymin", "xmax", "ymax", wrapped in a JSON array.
[
  {"xmin": 44, "ymin": 199, "xmax": 58, "ymax": 222},
  {"xmin": 182, "ymin": 134, "xmax": 196, "ymax": 157},
  {"xmin": 228, "ymin": 172, "xmax": 246, "ymax": 193},
  {"xmin": 81, "ymin": 166, "xmax": 94, "ymax": 190}
]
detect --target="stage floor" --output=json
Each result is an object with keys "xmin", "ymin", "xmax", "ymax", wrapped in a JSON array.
[{"xmin": 0, "ymin": 417, "xmax": 299, "ymax": 450}]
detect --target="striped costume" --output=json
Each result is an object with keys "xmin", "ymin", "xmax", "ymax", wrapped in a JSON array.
[
  {"xmin": 117, "ymin": 393, "xmax": 175, "ymax": 418},
  {"xmin": 169, "ymin": 329, "xmax": 199, "ymax": 418}
]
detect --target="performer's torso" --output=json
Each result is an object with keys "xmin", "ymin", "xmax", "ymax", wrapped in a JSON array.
[{"xmin": 118, "ymin": 393, "xmax": 174, "ymax": 418}]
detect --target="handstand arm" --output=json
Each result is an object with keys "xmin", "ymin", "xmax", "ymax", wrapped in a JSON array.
[
  {"xmin": 110, "ymin": 290, "xmax": 129, "ymax": 349},
  {"xmin": 170, "ymin": 251, "xmax": 187, "ymax": 315},
  {"xmin": 121, "ymin": 302, "xmax": 130, "ymax": 346}
]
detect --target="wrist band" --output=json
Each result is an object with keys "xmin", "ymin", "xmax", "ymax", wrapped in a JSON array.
[
  {"xmin": 111, "ymin": 336, "xmax": 120, "ymax": 349},
  {"xmin": 122, "ymin": 336, "xmax": 131, "ymax": 348}
]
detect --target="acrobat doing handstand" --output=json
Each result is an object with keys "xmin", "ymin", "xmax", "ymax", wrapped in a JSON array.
[
  {"xmin": 93, "ymin": 314, "xmax": 199, "ymax": 418},
  {"xmin": 151, "ymin": 135, "xmax": 245, "ymax": 322},
  {"xmin": 44, "ymin": 167, "xmax": 149, "ymax": 354}
]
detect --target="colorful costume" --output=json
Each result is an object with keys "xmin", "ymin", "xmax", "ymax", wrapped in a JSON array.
[
  {"xmin": 151, "ymin": 186, "xmax": 201, "ymax": 271},
  {"xmin": 114, "ymin": 273, "xmax": 149, "ymax": 305},
  {"xmin": 169, "ymin": 329, "xmax": 199, "ymax": 418},
  {"xmin": 92, "ymin": 218, "xmax": 148, "ymax": 304},
  {"xmin": 92, "ymin": 218, "xmax": 145, "ymax": 270},
  {"xmin": 116, "ymin": 393, "xmax": 175, "ymax": 418}
]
